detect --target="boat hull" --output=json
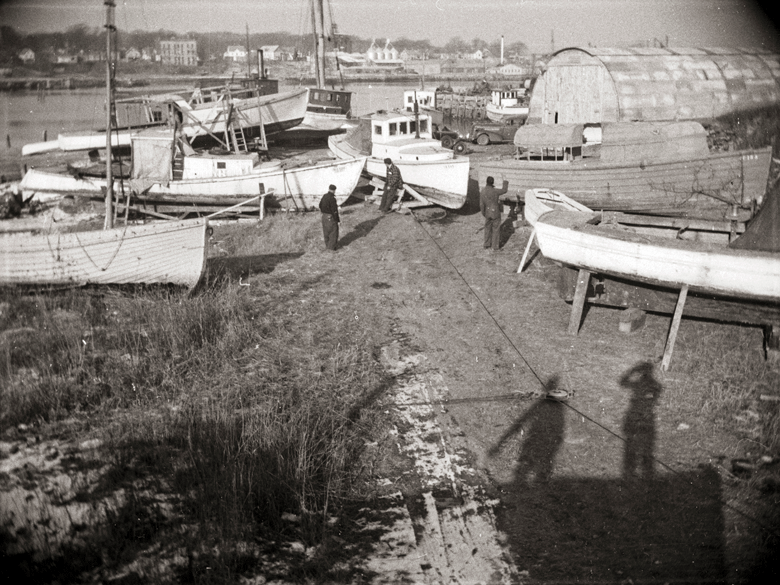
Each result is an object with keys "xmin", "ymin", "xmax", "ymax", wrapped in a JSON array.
[
  {"xmin": 19, "ymin": 157, "xmax": 366, "ymax": 211},
  {"xmin": 0, "ymin": 218, "xmax": 208, "ymax": 288},
  {"xmin": 534, "ymin": 210, "xmax": 780, "ymax": 301},
  {"xmin": 478, "ymin": 147, "xmax": 772, "ymax": 220},
  {"xmin": 486, "ymin": 103, "xmax": 529, "ymax": 122},
  {"xmin": 184, "ymin": 88, "xmax": 309, "ymax": 142},
  {"xmin": 328, "ymin": 134, "xmax": 469, "ymax": 209}
]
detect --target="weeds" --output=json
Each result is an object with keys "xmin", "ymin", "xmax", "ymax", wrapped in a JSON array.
[{"xmin": 0, "ymin": 213, "xmax": 389, "ymax": 580}]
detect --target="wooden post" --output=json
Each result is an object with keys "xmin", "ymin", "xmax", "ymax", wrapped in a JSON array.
[
  {"xmin": 518, "ymin": 228, "xmax": 536, "ymax": 273},
  {"xmin": 568, "ymin": 269, "xmax": 590, "ymax": 335},
  {"xmin": 661, "ymin": 284, "xmax": 689, "ymax": 371}
]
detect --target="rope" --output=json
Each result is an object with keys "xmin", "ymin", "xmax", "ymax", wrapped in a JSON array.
[
  {"xmin": 406, "ymin": 209, "xmax": 780, "ymax": 540},
  {"xmin": 73, "ymin": 222, "xmax": 129, "ymax": 272}
]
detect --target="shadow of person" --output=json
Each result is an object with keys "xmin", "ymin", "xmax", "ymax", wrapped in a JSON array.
[
  {"xmin": 620, "ymin": 361, "xmax": 663, "ymax": 482},
  {"xmin": 499, "ymin": 214, "xmax": 516, "ymax": 249},
  {"xmin": 337, "ymin": 215, "xmax": 383, "ymax": 248},
  {"xmin": 488, "ymin": 376, "xmax": 566, "ymax": 486}
]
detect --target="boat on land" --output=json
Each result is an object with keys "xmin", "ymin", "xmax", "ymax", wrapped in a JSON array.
[
  {"xmin": 276, "ymin": 0, "xmax": 353, "ymax": 143},
  {"xmin": 527, "ymin": 188, "xmax": 780, "ymax": 302},
  {"xmin": 20, "ymin": 128, "xmax": 366, "ymax": 212},
  {"xmin": 328, "ymin": 109, "xmax": 470, "ymax": 209},
  {"xmin": 0, "ymin": 218, "xmax": 209, "ymax": 289},
  {"xmin": 21, "ymin": 85, "xmax": 309, "ymax": 156},
  {"xmin": 485, "ymin": 88, "xmax": 529, "ymax": 122},
  {"xmin": 4, "ymin": 2, "xmax": 208, "ymax": 290},
  {"xmin": 478, "ymin": 121, "xmax": 772, "ymax": 221}
]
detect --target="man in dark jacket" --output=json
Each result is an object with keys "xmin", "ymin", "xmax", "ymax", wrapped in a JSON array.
[
  {"xmin": 319, "ymin": 184, "xmax": 340, "ymax": 251},
  {"xmin": 479, "ymin": 175, "xmax": 508, "ymax": 251},
  {"xmin": 379, "ymin": 158, "xmax": 404, "ymax": 213}
]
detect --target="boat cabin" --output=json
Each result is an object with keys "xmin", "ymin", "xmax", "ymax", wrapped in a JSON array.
[
  {"xmin": 491, "ymin": 88, "xmax": 525, "ymax": 108},
  {"xmin": 403, "ymin": 90, "xmax": 437, "ymax": 111},
  {"xmin": 130, "ymin": 130, "xmax": 273, "ymax": 187},
  {"xmin": 370, "ymin": 111, "xmax": 432, "ymax": 144},
  {"xmin": 308, "ymin": 88, "xmax": 352, "ymax": 116},
  {"xmin": 514, "ymin": 121, "xmax": 711, "ymax": 163}
]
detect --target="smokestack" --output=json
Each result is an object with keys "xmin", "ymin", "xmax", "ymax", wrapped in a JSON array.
[{"xmin": 500, "ymin": 35, "xmax": 504, "ymax": 65}]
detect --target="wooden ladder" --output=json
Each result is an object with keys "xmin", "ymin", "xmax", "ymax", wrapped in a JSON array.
[{"xmin": 223, "ymin": 98, "xmax": 267, "ymax": 154}]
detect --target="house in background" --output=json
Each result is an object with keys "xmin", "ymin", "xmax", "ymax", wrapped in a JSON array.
[
  {"xmin": 124, "ymin": 47, "xmax": 141, "ymax": 61},
  {"xmin": 18, "ymin": 48, "xmax": 35, "ymax": 64},
  {"xmin": 224, "ymin": 45, "xmax": 247, "ymax": 62},
  {"xmin": 260, "ymin": 45, "xmax": 281, "ymax": 60}
]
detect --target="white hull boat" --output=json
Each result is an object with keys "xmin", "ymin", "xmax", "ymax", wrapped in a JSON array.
[
  {"xmin": 0, "ymin": 218, "xmax": 208, "ymax": 289},
  {"xmin": 328, "ymin": 110, "xmax": 469, "ymax": 209},
  {"xmin": 20, "ymin": 129, "xmax": 366, "ymax": 211},
  {"xmin": 528, "ymin": 190, "xmax": 780, "ymax": 302}
]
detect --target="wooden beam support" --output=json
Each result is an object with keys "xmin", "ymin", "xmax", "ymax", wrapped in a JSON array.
[
  {"xmin": 662, "ymin": 284, "xmax": 689, "ymax": 371},
  {"xmin": 517, "ymin": 227, "xmax": 536, "ymax": 273},
  {"xmin": 568, "ymin": 269, "xmax": 591, "ymax": 335}
]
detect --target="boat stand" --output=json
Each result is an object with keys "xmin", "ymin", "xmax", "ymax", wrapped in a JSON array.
[
  {"xmin": 369, "ymin": 177, "xmax": 432, "ymax": 211},
  {"xmin": 567, "ymin": 268, "xmax": 693, "ymax": 371}
]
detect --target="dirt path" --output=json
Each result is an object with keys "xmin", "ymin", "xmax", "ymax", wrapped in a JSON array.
[{"xmin": 306, "ymin": 176, "xmax": 778, "ymax": 583}]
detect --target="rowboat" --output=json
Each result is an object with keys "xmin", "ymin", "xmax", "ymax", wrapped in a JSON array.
[
  {"xmin": 528, "ymin": 189, "xmax": 780, "ymax": 302},
  {"xmin": 0, "ymin": 218, "xmax": 208, "ymax": 288},
  {"xmin": 478, "ymin": 121, "xmax": 772, "ymax": 221},
  {"xmin": 328, "ymin": 110, "xmax": 469, "ymax": 209},
  {"xmin": 20, "ymin": 128, "xmax": 366, "ymax": 212}
]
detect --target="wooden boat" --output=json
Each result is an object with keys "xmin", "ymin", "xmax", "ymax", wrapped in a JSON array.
[
  {"xmin": 0, "ymin": 218, "xmax": 208, "ymax": 288},
  {"xmin": 328, "ymin": 110, "xmax": 469, "ymax": 209},
  {"xmin": 485, "ymin": 88, "xmax": 529, "ymax": 122},
  {"xmin": 276, "ymin": 0, "xmax": 353, "ymax": 143},
  {"xmin": 478, "ymin": 121, "xmax": 772, "ymax": 221},
  {"xmin": 21, "ymin": 87, "xmax": 309, "ymax": 156},
  {"xmin": 20, "ymin": 129, "xmax": 366, "ymax": 212},
  {"xmin": 529, "ymin": 190, "xmax": 780, "ymax": 302}
]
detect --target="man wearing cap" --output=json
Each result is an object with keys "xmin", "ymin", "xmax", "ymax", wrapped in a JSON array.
[
  {"xmin": 379, "ymin": 158, "xmax": 404, "ymax": 213},
  {"xmin": 480, "ymin": 175, "xmax": 508, "ymax": 251},
  {"xmin": 319, "ymin": 184, "xmax": 340, "ymax": 251}
]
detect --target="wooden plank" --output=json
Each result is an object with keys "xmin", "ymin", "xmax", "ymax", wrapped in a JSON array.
[
  {"xmin": 518, "ymin": 227, "xmax": 536, "ymax": 273},
  {"xmin": 662, "ymin": 285, "xmax": 689, "ymax": 371},
  {"xmin": 568, "ymin": 269, "xmax": 591, "ymax": 335}
]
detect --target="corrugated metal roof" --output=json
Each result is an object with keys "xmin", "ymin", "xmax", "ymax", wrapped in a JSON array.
[{"xmin": 529, "ymin": 47, "xmax": 780, "ymax": 123}]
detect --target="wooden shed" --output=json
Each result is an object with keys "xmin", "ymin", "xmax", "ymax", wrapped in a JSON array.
[{"xmin": 527, "ymin": 47, "xmax": 780, "ymax": 125}]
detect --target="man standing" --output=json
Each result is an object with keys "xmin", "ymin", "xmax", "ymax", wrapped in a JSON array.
[
  {"xmin": 480, "ymin": 175, "xmax": 508, "ymax": 251},
  {"xmin": 319, "ymin": 184, "xmax": 340, "ymax": 251},
  {"xmin": 379, "ymin": 158, "xmax": 403, "ymax": 213}
]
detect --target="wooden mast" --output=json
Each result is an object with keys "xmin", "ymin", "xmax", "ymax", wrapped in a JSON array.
[
  {"xmin": 104, "ymin": 0, "xmax": 115, "ymax": 229},
  {"xmin": 312, "ymin": 0, "xmax": 326, "ymax": 88}
]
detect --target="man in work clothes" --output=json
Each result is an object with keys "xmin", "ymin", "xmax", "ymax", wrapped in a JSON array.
[
  {"xmin": 379, "ymin": 158, "xmax": 404, "ymax": 213},
  {"xmin": 480, "ymin": 175, "xmax": 508, "ymax": 251},
  {"xmin": 319, "ymin": 184, "xmax": 340, "ymax": 251}
]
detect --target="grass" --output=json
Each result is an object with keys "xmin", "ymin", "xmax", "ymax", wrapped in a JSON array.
[{"xmin": 0, "ymin": 212, "xmax": 391, "ymax": 582}]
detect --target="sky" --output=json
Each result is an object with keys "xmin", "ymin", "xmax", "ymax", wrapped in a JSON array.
[{"xmin": 1, "ymin": 0, "xmax": 778, "ymax": 52}]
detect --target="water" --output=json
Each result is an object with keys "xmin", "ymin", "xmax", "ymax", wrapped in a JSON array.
[{"xmin": 0, "ymin": 80, "xmax": 474, "ymax": 158}]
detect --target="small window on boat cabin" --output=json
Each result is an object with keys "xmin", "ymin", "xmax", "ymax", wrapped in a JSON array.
[
  {"xmin": 326, "ymin": 93, "xmax": 332, "ymax": 101},
  {"xmin": 313, "ymin": 92, "xmax": 319, "ymax": 100},
  {"xmin": 373, "ymin": 123, "xmax": 383, "ymax": 136},
  {"xmin": 400, "ymin": 121, "xmax": 409, "ymax": 134},
  {"xmin": 410, "ymin": 120, "xmax": 417, "ymax": 134},
  {"xmin": 389, "ymin": 122, "xmax": 398, "ymax": 136},
  {"xmin": 419, "ymin": 118, "xmax": 428, "ymax": 133},
  {"xmin": 217, "ymin": 162, "xmax": 226, "ymax": 169}
]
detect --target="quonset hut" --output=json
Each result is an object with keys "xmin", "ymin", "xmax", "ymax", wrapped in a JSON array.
[{"xmin": 527, "ymin": 47, "xmax": 780, "ymax": 125}]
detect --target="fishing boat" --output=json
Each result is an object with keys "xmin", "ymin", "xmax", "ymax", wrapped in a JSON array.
[
  {"xmin": 328, "ymin": 109, "xmax": 469, "ymax": 209},
  {"xmin": 21, "ymin": 84, "xmax": 309, "ymax": 156},
  {"xmin": 20, "ymin": 128, "xmax": 366, "ymax": 212},
  {"xmin": 478, "ymin": 121, "xmax": 772, "ymax": 221},
  {"xmin": 4, "ymin": 1, "xmax": 208, "ymax": 290},
  {"xmin": 276, "ymin": 0, "xmax": 353, "ymax": 143},
  {"xmin": 485, "ymin": 88, "xmax": 529, "ymax": 122}
]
